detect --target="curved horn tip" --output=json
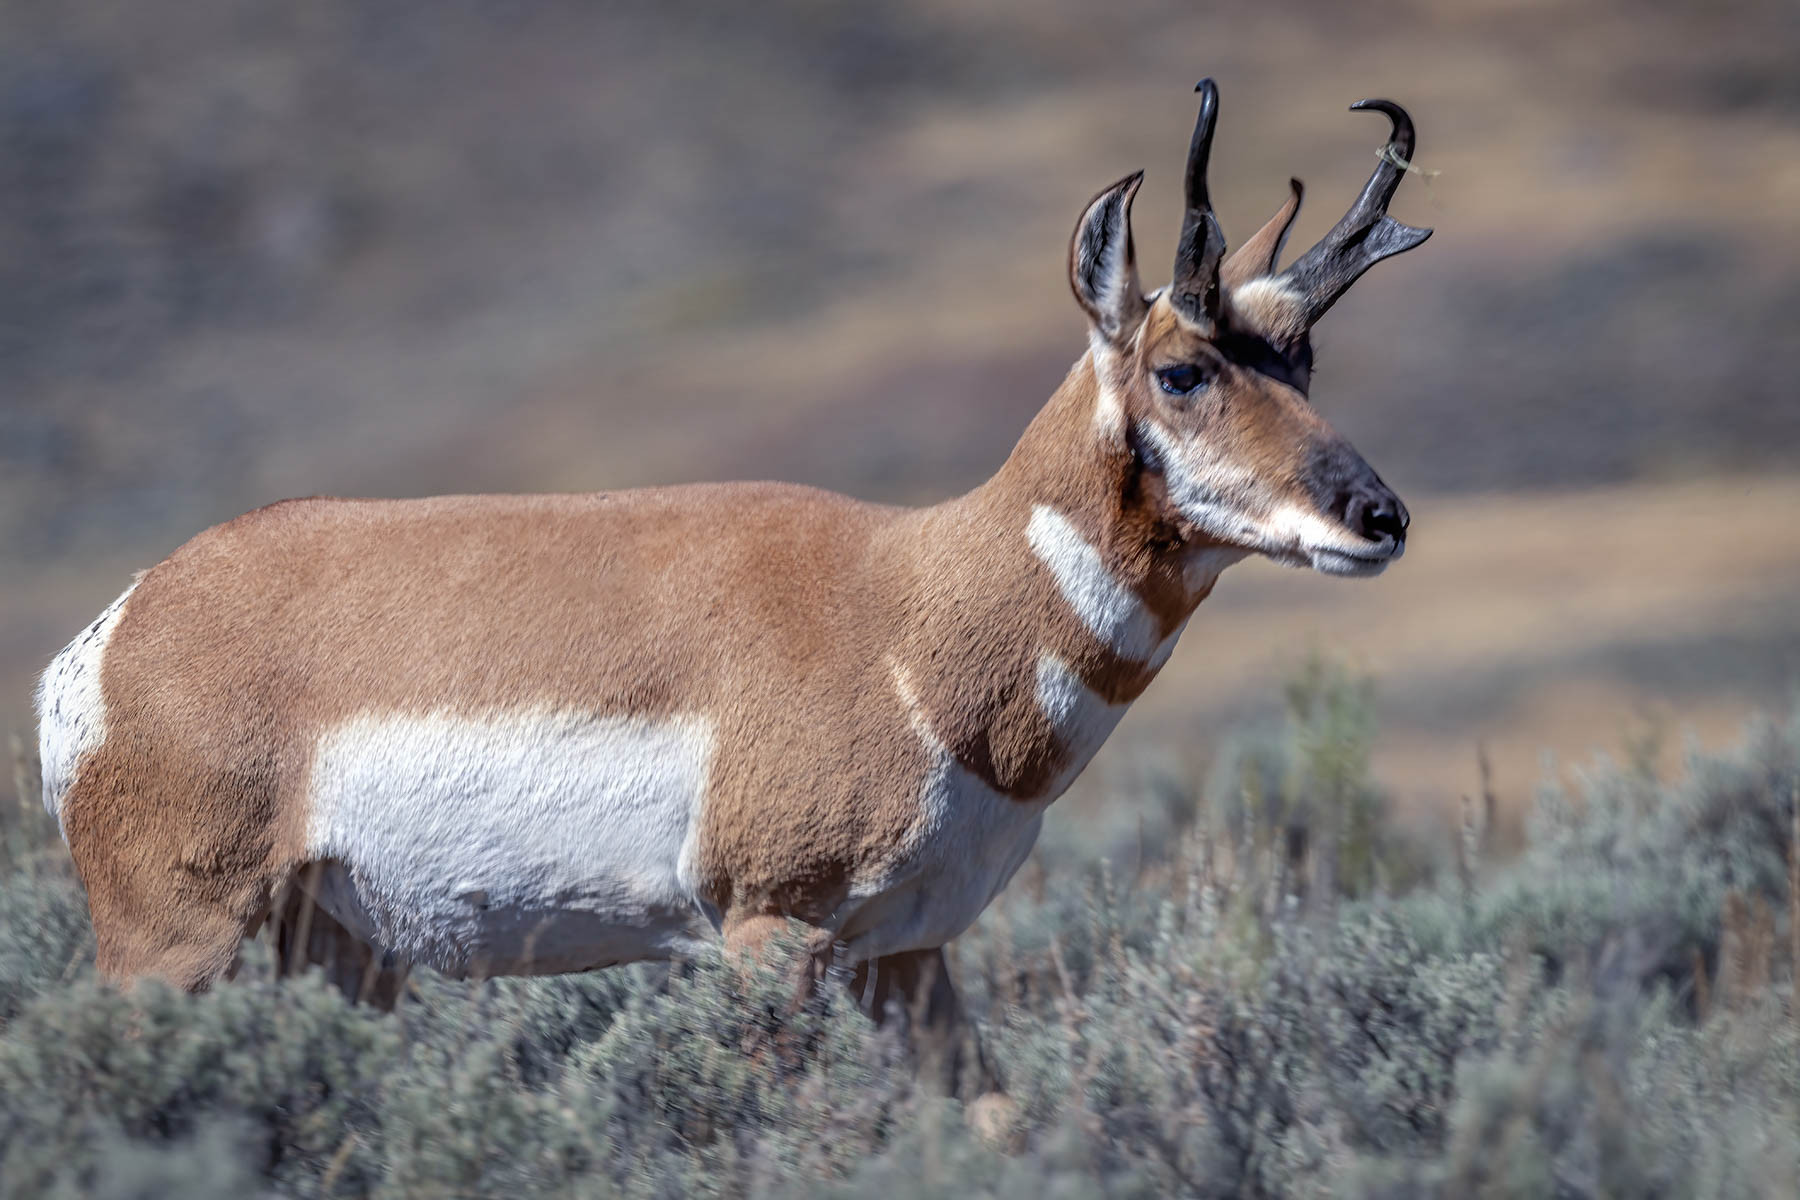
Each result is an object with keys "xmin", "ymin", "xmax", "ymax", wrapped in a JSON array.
[
  {"xmin": 1348, "ymin": 98, "xmax": 1416, "ymax": 153},
  {"xmin": 1192, "ymin": 79, "xmax": 1219, "ymax": 121}
]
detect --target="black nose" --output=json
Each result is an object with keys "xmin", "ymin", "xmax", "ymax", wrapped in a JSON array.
[{"xmin": 1341, "ymin": 484, "xmax": 1409, "ymax": 543}]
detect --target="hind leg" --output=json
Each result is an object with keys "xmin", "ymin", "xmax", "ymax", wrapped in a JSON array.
[
  {"xmin": 75, "ymin": 837, "xmax": 272, "ymax": 994},
  {"xmin": 62, "ymin": 767, "xmax": 285, "ymax": 995}
]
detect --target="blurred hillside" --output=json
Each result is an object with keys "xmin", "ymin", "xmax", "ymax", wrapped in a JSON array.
[{"xmin": 4, "ymin": 0, "xmax": 1798, "ymax": 815}]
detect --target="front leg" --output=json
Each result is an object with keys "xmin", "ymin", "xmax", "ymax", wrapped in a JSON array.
[
  {"xmin": 721, "ymin": 912, "xmax": 837, "ymax": 1002},
  {"xmin": 723, "ymin": 918, "xmax": 989, "ymax": 1091},
  {"xmin": 848, "ymin": 947, "xmax": 1000, "ymax": 1101}
]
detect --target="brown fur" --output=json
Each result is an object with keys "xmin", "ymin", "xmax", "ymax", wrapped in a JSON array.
[
  {"xmin": 1126, "ymin": 300, "xmax": 1340, "ymax": 511},
  {"xmin": 58, "ymin": 284, "xmax": 1361, "ymax": 994}
]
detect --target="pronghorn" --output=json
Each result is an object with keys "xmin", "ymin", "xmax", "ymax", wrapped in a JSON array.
[{"xmin": 37, "ymin": 80, "xmax": 1428, "ymax": 1083}]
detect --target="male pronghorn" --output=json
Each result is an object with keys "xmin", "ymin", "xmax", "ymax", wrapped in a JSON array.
[{"xmin": 37, "ymin": 81, "xmax": 1427, "ymax": 1084}]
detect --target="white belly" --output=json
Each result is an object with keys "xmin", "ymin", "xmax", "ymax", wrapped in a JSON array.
[{"xmin": 304, "ymin": 709, "xmax": 717, "ymax": 976}]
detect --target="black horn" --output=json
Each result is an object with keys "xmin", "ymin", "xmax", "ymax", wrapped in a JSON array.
[
  {"xmin": 1279, "ymin": 99, "xmax": 1432, "ymax": 325},
  {"xmin": 1169, "ymin": 78, "xmax": 1228, "ymax": 326}
]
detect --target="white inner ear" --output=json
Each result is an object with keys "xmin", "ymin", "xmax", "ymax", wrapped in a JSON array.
[
  {"xmin": 1074, "ymin": 183, "xmax": 1146, "ymax": 344},
  {"xmin": 1085, "ymin": 230, "xmax": 1133, "ymax": 334}
]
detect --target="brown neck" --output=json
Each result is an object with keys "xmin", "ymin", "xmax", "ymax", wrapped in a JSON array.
[
  {"xmin": 982, "ymin": 352, "xmax": 1201, "ymax": 625},
  {"xmin": 878, "ymin": 353, "xmax": 1212, "ymax": 803}
]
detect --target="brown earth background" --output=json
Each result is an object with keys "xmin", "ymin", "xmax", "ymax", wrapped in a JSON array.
[{"xmin": 3, "ymin": 0, "xmax": 1797, "ymax": 842}]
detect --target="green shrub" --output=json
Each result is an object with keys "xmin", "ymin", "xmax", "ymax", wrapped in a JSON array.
[{"xmin": 1206, "ymin": 654, "xmax": 1443, "ymax": 910}]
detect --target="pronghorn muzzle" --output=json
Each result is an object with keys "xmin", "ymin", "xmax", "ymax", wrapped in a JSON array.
[{"xmin": 1305, "ymin": 441, "xmax": 1410, "ymax": 574}]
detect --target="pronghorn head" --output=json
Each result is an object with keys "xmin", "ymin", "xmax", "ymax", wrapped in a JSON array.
[{"xmin": 1070, "ymin": 79, "xmax": 1429, "ymax": 578}]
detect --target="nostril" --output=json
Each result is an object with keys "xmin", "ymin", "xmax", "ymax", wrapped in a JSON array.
[
  {"xmin": 1341, "ymin": 488, "xmax": 1406, "ymax": 542},
  {"xmin": 1364, "ymin": 504, "xmax": 1405, "ymax": 542}
]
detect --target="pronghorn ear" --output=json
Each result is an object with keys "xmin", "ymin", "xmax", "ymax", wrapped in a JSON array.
[
  {"xmin": 1068, "ymin": 171, "xmax": 1149, "ymax": 348},
  {"xmin": 1222, "ymin": 178, "xmax": 1304, "ymax": 292}
]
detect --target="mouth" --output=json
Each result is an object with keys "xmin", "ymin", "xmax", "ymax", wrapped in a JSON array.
[{"xmin": 1304, "ymin": 538, "xmax": 1403, "ymax": 578}]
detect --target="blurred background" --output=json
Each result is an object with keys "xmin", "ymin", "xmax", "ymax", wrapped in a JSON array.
[{"xmin": 3, "ymin": 0, "xmax": 1797, "ymax": 838}]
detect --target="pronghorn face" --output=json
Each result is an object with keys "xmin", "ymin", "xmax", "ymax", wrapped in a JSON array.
[
  {"xmin": 1109, "ymin": 287, "xmax": 1408, "ymax": 578},
  {"xmin": 1069, "ymin": 81, "xmax": 1428, "ymax": 579}
]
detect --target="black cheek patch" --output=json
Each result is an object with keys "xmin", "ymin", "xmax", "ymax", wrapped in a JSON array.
[{"xmin": 1214, "ymin": 327, "xmax": 1311, "ymax": 395}]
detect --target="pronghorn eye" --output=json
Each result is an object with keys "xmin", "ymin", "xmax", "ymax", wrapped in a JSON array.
[{"xmin": 1155, "ymin": 364, "xmax": 1212, "ymax": 396}]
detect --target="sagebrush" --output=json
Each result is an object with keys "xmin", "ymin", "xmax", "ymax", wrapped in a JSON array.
[{"xmin": 3, "ymin": 668, "xmax": 1797, "ymax": 1198}]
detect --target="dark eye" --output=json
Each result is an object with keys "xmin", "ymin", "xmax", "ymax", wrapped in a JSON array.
[{"xmin": 1156, "ymin": 364, "xmax": 1212, "ymax": 396}]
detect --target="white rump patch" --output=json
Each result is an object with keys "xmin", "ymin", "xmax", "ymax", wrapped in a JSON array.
[
  {"xmin": 36, "ymin": 579, "xmax": 139, "ymax": 831},
  {"xmin": 1026, "ymin": 505, "xmax": 1163, "ymax": 661},
  {"xmin": 304, "ymin": 709, "xmax": 716, "ymax": 976}
]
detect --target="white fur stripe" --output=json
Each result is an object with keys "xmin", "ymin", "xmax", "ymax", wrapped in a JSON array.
[
  {"xmin": 1026, "ymin": 505, "xmax": 1162, "ymax": 661},
  {"xmin": 851, "ymin": 657, "xmax": 1045, "ymax": 958},
  {"xmin": 1033, "ymin": 653, "xmax": 1129, "ymax": 791},
  {"xmin": 1134, "ymin": 421, "xmax": 1266, "ymax": 547}
]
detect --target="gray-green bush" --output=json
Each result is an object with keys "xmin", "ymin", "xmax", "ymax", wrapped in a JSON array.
[{"xmin": 2, "ymin": 671, "xmax": 1797, "ymax": 1197}]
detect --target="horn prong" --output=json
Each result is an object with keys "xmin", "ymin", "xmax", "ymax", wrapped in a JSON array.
[{"xmin": 1277, "ymin": 96, "xmax": 1431, "ymax": 325}]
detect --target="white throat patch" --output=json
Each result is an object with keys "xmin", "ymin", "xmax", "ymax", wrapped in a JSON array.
[
  {"xmin": 1033, "ymin": 653, "xmax": 1130, "ymax": 794},
  {"xmin": 845, "ymin": 659, "xmax": 1046, "ymax": 961},
  {"xmin": 1025, "ymin": 505, "xmax": 1163, "ymax": 661}
]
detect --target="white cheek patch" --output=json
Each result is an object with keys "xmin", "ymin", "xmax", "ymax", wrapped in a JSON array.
[
  {"xmin": 35, "ymin": 579, "xmax": 139, "ymax": 830},
  {"xmin": 1266, "ymin": 503, "xmax": 1373, "ymax": 553},
  {"xmin": 1135, "ymin": 420, "xmax": 1271, "ymax": 549},
  {"xmin": 305, "ymin": 708, "xmax": 716, "ymax": 975},
  {"xmin": 1026, "ymin": 505, "xmax": 1163, "ymax": 662},
  {"xmin": 1137, "ymin": 420, "xmax": 1393, "ymax": 571}
]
